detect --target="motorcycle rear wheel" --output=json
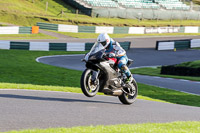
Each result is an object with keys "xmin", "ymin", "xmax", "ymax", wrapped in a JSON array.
[
  {"xmin": 118, "ymin": 78, "xmax": 138, "ymax": 105},
  {"xmin": 81, "ymin": 69, "xmax": 100, "ymax": 97}
]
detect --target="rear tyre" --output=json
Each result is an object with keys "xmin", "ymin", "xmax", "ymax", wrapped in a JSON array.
[
  {"xmin": 118, "ymin": 78, "xmax": 138, "ymax": 105},
  {"xmin": 80, "ymin": 69, "xmax": 99, "ymax": 97}
]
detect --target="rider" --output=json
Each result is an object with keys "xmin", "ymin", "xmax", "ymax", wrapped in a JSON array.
[{"xmin": 97, "ymin": 33, "xmax": 133, "ymax": 83}]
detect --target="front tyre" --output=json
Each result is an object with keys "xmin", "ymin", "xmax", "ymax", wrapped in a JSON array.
[
  {"xmin": 80, "ymin": 69, "xmax": 99, "ymax": 97},
  {"xmin": 118, "ymin": 78, "xmax": 138, "ymax": 105}
]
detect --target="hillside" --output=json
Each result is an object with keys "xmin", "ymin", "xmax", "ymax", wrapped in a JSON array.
[
  {"xmin": 0, "ymin": 0, "xmax": 77, "ymax": 26},
  {"xmin": 1, "ymin": 0, "xmax": 200, "ymax": 27}
]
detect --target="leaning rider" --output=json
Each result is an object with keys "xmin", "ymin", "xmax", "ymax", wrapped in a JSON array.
[{"xmin": 97, "ymin": 33, "xmax": 133, "ymax": 83}]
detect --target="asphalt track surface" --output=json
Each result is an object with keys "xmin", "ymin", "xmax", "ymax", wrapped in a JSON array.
[
  {"xmin": 1, "ymin": 89, "xmax": 200, "ymax": 132},
  {"xmin": 1, "ymin": 36, "xmax": 200, "ymax": 132},
  {"xmin": 37, "ymin": 48, "xmax": 200, "ymax": 95}
]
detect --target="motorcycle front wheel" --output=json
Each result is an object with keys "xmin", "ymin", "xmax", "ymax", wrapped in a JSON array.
[
  {"xmin": 118, "ymin": 78, "xmax": 138, "ymax": 105},
  {"xmin": 80, "ymin": 69, "xmax": 100, "ymax": 97}
]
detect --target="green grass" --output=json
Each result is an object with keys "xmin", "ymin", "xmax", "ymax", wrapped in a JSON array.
[
  {"xmin": 193, "ymin": 47, "xmax": 200, "ymax": 49},
  {"xmin": 53, "ymin": 31, "xmax": 200, "ymax": 38},
  {"xmin": 137, "ymin": 83, "xmax": 200, "ymax": 107},
  {"xmin": 0, "ymin": 83, "xmax": 81, "ymax": 93},
  {"xmin": 1, "ymin": 0, "xmax": 200, "ymax": 27},
  {"xmin": 4, "ymin": 121, "xmax": 200, "ymax": 133},
  {"xmin": 0, "ymin": 50, "xmax": 85, "ymax": 87},
  {"xmin": 0, "ymin": 23, "xmax": 7, "ymax": 26},
  {"xmin": 176, "ymin": 60, "xmax": 200, "ymax": 68},
  {"xmin": 131, "ymin": 65, "xmax": 200, "ymax": 82},
  {"xmin": 0, "ymin": 33, "xmax": 57, "ymax": 40},
  {"xmin": 0, "ymin": 49, "xmax": 200, "ymax": 107}
]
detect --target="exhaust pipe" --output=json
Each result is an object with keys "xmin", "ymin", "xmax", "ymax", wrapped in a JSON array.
[
  {"xmin": 103, "ymin": 88, "xmax": 123, "ymax": 96},
  {"xmin": 112, "ymin": 89, "xmax": 123, "ymax": 96}
]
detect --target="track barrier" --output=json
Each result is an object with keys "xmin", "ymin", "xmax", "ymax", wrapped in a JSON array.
[
  {"xmin": 156, "ymin": 39, "xmax": 200, "ymax": 50},
  {"xmin": 0, "ymin": 41, "xmax": 131, "ymax": 51}
]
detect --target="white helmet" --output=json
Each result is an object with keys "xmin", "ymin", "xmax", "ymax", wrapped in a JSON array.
[{"xmin": 97, "ymin": 33, "xmax": 110, "ymax": 48}]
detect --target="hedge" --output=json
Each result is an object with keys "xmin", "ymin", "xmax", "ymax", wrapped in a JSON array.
[{"xmin": 161, "ymin": 65, "xmax": 200, "ymax": 76}]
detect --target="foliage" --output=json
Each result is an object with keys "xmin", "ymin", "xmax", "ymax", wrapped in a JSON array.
[
  {"xmin": 161, "ymin": 60, "xmax": 200, "ymax": 76},
  {"xmin": 193, "ymin": 0, "xmax": 200, "ymax": 4}
]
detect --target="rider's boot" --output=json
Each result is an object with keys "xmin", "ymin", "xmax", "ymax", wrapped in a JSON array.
[{"xmin": 125, "ymin": 76, "xmax": 133, "ymax": 84}]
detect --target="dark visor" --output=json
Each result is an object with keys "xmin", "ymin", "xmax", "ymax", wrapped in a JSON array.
[{"xmin": 100, "ymin": 41, "xmax": 107, "ymax": 46}]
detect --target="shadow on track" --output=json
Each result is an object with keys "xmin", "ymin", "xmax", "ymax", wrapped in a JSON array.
[{"xmin": 0, "ymin": 94, "xmax": 120, "ymax": 105}]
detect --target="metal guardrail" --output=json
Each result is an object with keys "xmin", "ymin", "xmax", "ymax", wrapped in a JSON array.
[
  {"xmin": 156, "ymin": 39, "xmax": 200, "ymax": 50},
  {"xmin": 0, "ymin": 41, "xmax": 131, "ymax": 51}
]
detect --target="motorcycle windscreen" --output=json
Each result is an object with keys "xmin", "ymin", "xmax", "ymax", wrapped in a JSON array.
[
  {"xmin": 89, "ymin": 42, "xmax": 104, "ymax": 55},
  {"xmin": 85, "ymin": 42, "xmax": 104, "ymax": 61}
]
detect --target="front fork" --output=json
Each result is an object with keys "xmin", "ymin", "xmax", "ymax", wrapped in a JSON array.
[{"xmin": 91, "ymin": 69, "xmax": 100, "ymax": 85}]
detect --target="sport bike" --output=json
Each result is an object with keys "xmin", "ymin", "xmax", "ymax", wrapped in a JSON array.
[{"xmin": 81, "ymin": 43, "xmax": 138, "ymax": 104}]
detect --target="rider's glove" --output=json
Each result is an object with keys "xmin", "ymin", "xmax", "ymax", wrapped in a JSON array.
[{"xmin": 109, "ymin": 53, "xmax": 116, "ymax": 58}]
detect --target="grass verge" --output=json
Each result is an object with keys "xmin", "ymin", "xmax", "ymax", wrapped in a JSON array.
[
  {"xmin": 175, "ymin": 60, "xmax": 200, "ymax": 68},
  {"xmin": 131, "ymin": 66, "xmax": 200, "ymax": 82},
  {"xmin": 0, "ymin": 33, "xmax": 57, "ymax": 40},
  {"xmin": 0, "ymin": 50, "xmax": 85, "ymax": 87},
  {"xmin": 51, "ymin": 31, "xmax": 200, "ymax": 39},
  {"xmin": 0, "ymin": 49, "xmax": 200, "ymax": 107},
  {"xmin": 0, "ymin": 82, "xmax": 167, "ymax": 103},
  {"xmin": 4, "ymin": 121, "xmax": 200, "ymax": 133}
]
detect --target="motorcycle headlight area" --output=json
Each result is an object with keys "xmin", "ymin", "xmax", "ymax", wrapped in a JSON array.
[{"xmin": 89, "ymin": 55, "xmax": 96, "ymax": 60}]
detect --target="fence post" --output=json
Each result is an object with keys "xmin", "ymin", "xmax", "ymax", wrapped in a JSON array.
[
  {"xmin": 170, "ymin": 10, "xmax": 173, "ymax": 22},
  {"xmin": 125, "ymin": 9, "xmax": 127, "ymax": 18},
  {"xmin": 138, "ymin": 12, "xmax": 142, "ymax": 22},
  {"xmin": 45, "ymin": 2, "xmax": 48, "ymax": 15},
  {"xmin": 108, "ymin": 10, "xmax": 110, "ymax": 19},
  {"xmin": 76, "ymin": 9, "xmax": 78, "ymax": 17},
  {"xmin": 61, "ymin": 9, "xmax": 64, "ymax": 18},
  {"xmin": 190, "ymin": 1, "xmax": 193, "ymax": 11},
  {"xmin": 156, "ymin": 14, "xmax": 158, "ymax": 23}
]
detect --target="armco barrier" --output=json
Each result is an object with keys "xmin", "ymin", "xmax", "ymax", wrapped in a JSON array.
[
  {"xmin": 0, "ymin": 41, "xmax": 131, "ymax": 51},
  {"xmin": 190, "ymin": 39, "xmax": 200, "ymax": 48},
  {"xmin": 95, "ymin": 26, "xmax": 114, "ymax": 34},
  {"xmin": 0, "ymin": 41, "xmax": 10, "ymax": 49},
  {"xmin": 85, "ymin": 43, "xmax": 94, "ymax": 51},
  {"xmin": 10, "ymin": 42, "xmax": 29, "ymax": 50},
  {"xmin": 156, "ymin": 39, "xmax": 197, "ymax": 50},
  {"xmin": 184, "ymin": 26, "xmax": 199, "ymax": 33},
  {"xmin": 156, "ymin": 41, "xmax": 175, "ymax": 50},
  {"xmin": 49, "ymin": 43, "xmax": 67, "ymax": 51},
  {"xmin": 58, "ymin": 24, "xmax": 78, "ymax": 33},
  {"xmin": 37, "ymin": 22, "xmax": 58, "ymax": 31},
  {"xmin": 19, "ymin": 27, "xmax": 32, "ymax": 34},
  {"xmin": 174, "ymin": 40, "xmax": 190, "ymax": 49},
  {"xmin": 37, "ymin": 22, "xmax": 200, "ymax": 34},
  {"xmin": 114, "ymin": 27, "xmax": 129, "ymax": 34},
  {"xmin": 30, "ymin": 42, "xmax": 49, "ymax": 51},
  {"xmin": 0, "ymin": 27, "xmax": 19, "ymax": 34},
  {"xmin": 78, "ymin": 26, "xmax": 96, "ymax": 33},
  {"xmin": 0, "ymin": 26, "xmax": 37, "ymax": 34}
]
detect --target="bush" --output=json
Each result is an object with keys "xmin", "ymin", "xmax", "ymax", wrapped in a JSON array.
[
  {"xmin": 193, "ymin": 0, "xmax": 200, "ymax": 5},
  {"xmin": 161, "ymin": 65, "xmax": 200, "ymax": 76}
]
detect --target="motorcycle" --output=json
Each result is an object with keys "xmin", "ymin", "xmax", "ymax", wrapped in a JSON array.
[{"xmin": 80, "ymin": 42, "xmax": 138, "ymax": 105}]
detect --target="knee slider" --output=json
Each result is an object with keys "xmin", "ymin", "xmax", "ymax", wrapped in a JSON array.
[{"xmin": 121, "ymin": 65, "xmax": 128, "ymax": 71}]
